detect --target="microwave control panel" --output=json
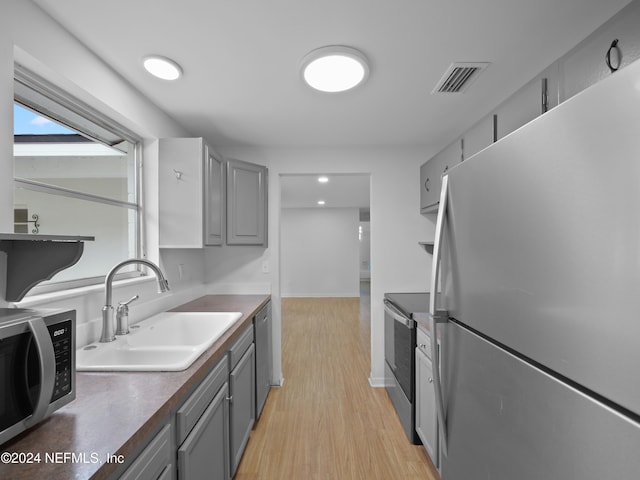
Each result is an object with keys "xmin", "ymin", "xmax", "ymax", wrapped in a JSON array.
[{"xmin": 47, "ymin": 319, "xmax": 73, "ymax": 402}]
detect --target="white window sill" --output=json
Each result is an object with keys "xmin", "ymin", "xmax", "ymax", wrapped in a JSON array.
[{"xmin": 15, "ymin": 276, "xmax": 157, "ymax": 309}]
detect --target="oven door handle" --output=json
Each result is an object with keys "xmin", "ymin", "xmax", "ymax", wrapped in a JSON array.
[
  {"xmin": 384, "ymin": 301, "xmax": 415, "ymax": 328},
  {"xmin": 24, "ymin": 317, "xmax": 56, "ymax": 428}
]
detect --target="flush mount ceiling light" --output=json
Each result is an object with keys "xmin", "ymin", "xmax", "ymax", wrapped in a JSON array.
[
  {"xmin": 301, "ymin": 46, "xmax": 369, "ymax": 93},
  {"xmin": 318, "ymin": 176, "xmax": 329, "ymax": 183},
  {"xmin": 317, "ymin": 200, "xmax": 326, "ymax": 205},
  {"xmin": 143, "ymin": 55, "xmax": 183, "ymax": 80}
]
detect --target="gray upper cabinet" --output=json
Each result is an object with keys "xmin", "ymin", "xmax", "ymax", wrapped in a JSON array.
[
  {"xmin": 159, "ymin": 138, "xmax": 225, "ymax": 248},
  {"xmin": 420, "ymin": 140, "xmax": 461, "ymax": 213},
  {"xmin": 493, "ymin": 65, "xmax": 559, "ymax": 142},
  {"xmin": 205, "ymin": 150, "xmax": 226, "ymax": 246},
  {"xmin": 226, "ymin": 158, "xmax": 268, "ymax": 246}
]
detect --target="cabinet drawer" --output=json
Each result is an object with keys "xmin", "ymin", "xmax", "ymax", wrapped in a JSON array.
[
  {"xmin": 176, "ymin": 356, "xmax": 228, "ymax": 444},
  {"xmin": 229, "ymin": 324, "xmax": 253, "ymax": 369},
  {"xmin": 120, "ymin": 423, "xmax": 172, "ymax": 480},
  {"xmin": 417, "ymin": 326, "xmax": 431, "ymax": 359}
]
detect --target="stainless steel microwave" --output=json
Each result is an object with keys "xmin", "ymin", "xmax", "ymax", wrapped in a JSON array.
[{"xmin": 0, "ymin": 308, "xmax": 75, "ymax": 446}]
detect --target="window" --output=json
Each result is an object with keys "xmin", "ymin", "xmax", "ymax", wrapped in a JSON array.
[{"xmin": 13, "ymin": 67, "xmax": 143, "ymax": 291}]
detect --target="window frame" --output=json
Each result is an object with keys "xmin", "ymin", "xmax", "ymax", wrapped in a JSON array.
[{"xmin": 13, "ymin": 65, "xmax": 146, "ymax": 295}]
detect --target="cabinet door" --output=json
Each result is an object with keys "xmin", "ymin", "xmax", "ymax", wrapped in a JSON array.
[
  {"xmin": 159, "ymin": 138, "xmax": 205, "ymax": 248},
  {"xmin": 421, "ymin": 141, "xmax": 460, "ymax": 213},
  {"xmin": 120, "ymin": 423, "xmax": 173, "ymax": 480},
  {"xmin": 204, "ymin": 147, "xmax": 225, "ymax": 246},
  {"xmin": 229, "ymin": 343, "xmax": 256, "ymax": 476},
  {"xmin": 494, "ymin": 75, "xmax": 548, "ymax": 141},
  {"xmin": 463, "ymin": 116, "xmax": 493, "ymax": 160},
  {"xmin": 178, "ymin": 383, "xmax": 230, "ymax": 480},
  {"xmin": 416, "ymin": 348, "xmax": 438, "ymax": 467},
  {"xmin": 254, "ymin": 302, "xmax": 272, "ymax": 418},
  {"xmin": 227, "ymin": 159, "xmax": 268, "ymax": 246}
]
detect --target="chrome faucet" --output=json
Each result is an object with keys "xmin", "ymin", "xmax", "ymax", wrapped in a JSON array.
[{"xmin": 100, "ymin": 259, "xmax": 170, "ymax": 343}]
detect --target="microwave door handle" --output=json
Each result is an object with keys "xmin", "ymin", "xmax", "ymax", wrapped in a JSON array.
[
  {"xmin": 429, "ymin": 173, "xmax": 450, "ymax": 456},
  {"xmin": 24, "ymin": 317, "xmax": 56, "ymax": 427}
]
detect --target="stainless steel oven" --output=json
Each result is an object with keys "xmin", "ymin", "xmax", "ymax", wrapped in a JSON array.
[
  {"xmin": 384, "ymin": 293, "xmax": 429, "ymax": 445},
  {"xmin": 0, "ymin": 308, "xmax": 75, "ymax": 447}
]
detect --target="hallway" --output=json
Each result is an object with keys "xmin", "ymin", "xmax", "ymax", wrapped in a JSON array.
[{"xmin": 235, "ymin": 291, "xmax": 439, "ymax": 479}]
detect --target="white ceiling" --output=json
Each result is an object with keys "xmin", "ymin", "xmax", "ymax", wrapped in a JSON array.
[{"xmin": 33, "ymin": 0, "xmax": 631, "ymax": 151}]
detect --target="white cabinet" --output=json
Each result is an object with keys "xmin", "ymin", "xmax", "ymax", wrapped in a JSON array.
[
  {"xmin": 159, "ymin": 138, "xmax": 225, "ymax": 248},
  {"xmin": 226, "ymin": 158, "xmax": 268, "ymax": 246},
  {"xmin": 415, "ymin": 326, "xmax": 438, "ymax": 468}
]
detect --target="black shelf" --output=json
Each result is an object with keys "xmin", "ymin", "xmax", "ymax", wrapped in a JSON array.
[
  {"xmin": 418, "ymin": 242, "xmax": 434, "ymax": 254},
  {"xmin": 0, "ymin": 234, "xmax": 94, "ymax": 302}
]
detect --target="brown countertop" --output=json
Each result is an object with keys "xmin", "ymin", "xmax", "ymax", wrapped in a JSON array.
[{"xmin": 0, "ymin": 294, "xmax": 270, "ymax": 480}]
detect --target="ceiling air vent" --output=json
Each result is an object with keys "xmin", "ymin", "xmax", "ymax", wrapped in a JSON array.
[{"xmin": 432, "ymin": 62, "xmax": 489, "ymax": 94}]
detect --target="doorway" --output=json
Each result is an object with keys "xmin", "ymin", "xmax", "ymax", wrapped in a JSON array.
[{"xmin": 279, "ymin": 173, "xmax": 370, "ymax": 302}]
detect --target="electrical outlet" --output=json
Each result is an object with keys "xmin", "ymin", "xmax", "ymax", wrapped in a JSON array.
[
  {"xmin": 261, "ymin": 261, "xmax": 269, "ymax": 274},
  {"xmin": 178, "ymin": 264, "xmax": 184, "ymax": 280}
]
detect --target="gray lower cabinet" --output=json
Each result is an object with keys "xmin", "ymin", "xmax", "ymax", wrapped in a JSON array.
[
  {"xmin": 415, "ymin": 327, "xmax": 438, "ymax": 469},
  {"xmin": 254, "ymin": 301, "xmax": 272, "ymax": 419},
  {"xmin": 176, "ymin": 356, "xmax": 230, "ymax": 480},
  {"xmin": 228, "ymin": 325, "xmax": 256, "ymax": 476},
  {"xmin": 178, "ymin": 384, "xmax": 230, "ymax": 480},
  {"xmin": 120, "ymin": 423, "xmax": 174, "ymax": 480},
  {"xmin": 226, "ymin": 158, "xmax": 268, "ymax": 246}
]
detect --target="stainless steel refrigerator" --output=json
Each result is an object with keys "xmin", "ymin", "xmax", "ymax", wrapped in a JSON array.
[{"xmin": 428, "ymin": 58, "xmax": 640, "ymax": 479}]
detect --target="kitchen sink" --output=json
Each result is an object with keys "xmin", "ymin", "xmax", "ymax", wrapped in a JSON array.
[{"xmin": 76, "ymin": 311, "xmax": 242, "ymax": 371}]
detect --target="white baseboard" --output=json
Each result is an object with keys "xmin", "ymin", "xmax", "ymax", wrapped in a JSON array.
[{"xmin": 368, "ymin": 375, "xmax": 388, "ymax": 388}]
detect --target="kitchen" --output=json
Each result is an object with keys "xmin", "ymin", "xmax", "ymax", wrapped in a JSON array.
[{"xmin": 1, "ymin": 0, "xmax": 640, "ymax": 479}]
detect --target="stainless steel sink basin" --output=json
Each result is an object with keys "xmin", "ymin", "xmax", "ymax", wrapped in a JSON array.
[{"xmin": 77, "ymin": 311, "xmax": 242, "ymax": 371}]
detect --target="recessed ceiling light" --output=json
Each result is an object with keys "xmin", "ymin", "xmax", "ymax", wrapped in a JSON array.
[
  {"xmin": 143, "ymin": 55, "xmax": 182, "ymax": 80},
  {"xmin": 301, "ymin": 46, "xmax": 369, "ymax": 93},
  {"xmin": 318, "ymin": 176, "xmax": 329, "ymax": 183},
  {"xmin": 317, "ymin": 200, "xmax": 326, "ymax": 205}
]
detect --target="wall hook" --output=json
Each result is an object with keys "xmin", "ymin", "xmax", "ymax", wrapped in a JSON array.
[{"xmin": 173, "ymin": 169, "xmax": 183, "ymax": 180}]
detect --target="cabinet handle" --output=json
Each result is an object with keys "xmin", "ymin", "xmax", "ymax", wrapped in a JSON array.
[
  {"xmin": 606, "ymin": 39, "xmax": 621, "ymax": 73},
  {"xmin": 226, "ymin": 395, "xmax": 233, "ymax": 404},
  {"xmin": 424, "ymin": 177, "xmax": 430, "ymax": 192},
  {"xmin": 541, "ymin": 77, "xmax": 549, "ymax": 113},
  {"xmin": 419, "ymin": 343, "xmax": 427, "ymax": 349},
  {"xmin": 428, "ymin": 377, "xmax": 433, "ymax": 384}
]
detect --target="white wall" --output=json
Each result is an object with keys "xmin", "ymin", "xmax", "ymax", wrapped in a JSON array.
[
  {"xmin": 281, "ymin": 207, "xmax": 360, "ymax": 297},
  {"xmin": 210, "ymin": 146, "xmax": 436, "ymax": 386},
  {"xmin": 1, "ymin": 1, "xmax": 207, "ymax": 345}
]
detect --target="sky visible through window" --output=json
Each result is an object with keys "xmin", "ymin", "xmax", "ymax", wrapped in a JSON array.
[{"xmin": 14, "ymin": 103, "xmax": 74, "ymax": 135}]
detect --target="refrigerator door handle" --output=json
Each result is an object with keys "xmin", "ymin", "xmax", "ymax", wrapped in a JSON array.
[{"xmin": 429, "ymin": 173, "xmax": 450, "ymax": 456}]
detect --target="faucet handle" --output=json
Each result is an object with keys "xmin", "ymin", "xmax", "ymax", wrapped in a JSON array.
[
  {"xmin": 116, "ymin": 295, "xmax": 138, "ymax": 336},
  {"xmin": 119, "ymin": 295, "xmax": 139, "ymax": 308}
]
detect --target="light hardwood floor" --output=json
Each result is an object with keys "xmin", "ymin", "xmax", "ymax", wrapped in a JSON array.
[{"xmin": 235, "ymin": 287, "xmax": 440, "ymax": 479}]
